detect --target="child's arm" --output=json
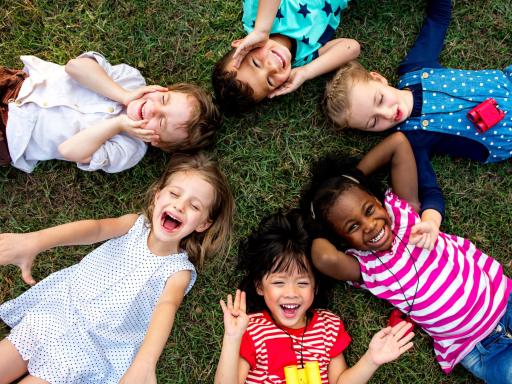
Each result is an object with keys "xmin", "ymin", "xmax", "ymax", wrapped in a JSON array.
[
  {"xmin": 65, "ymin": 57, "xmax": 167, "ymax": 106},
  {"xmin": 329, "ymin": 321, "xmax": 414, "ymax": 384},
  {"xmin": 57, "ymin": 115, "xmax": 156, "ymax": 164},
  {"xmin": 215, "ymin": 290, "xmax": 251, "ymax": 384},
  {"xmin": 357, "ymin": 132, "xmax": 420, "ymax": 212},
  {"xmin": 409, "ymin": 209, "xmax": 442, "ymax": 251},
  {"xmin": 231, "ymin": 0, "xmax": 281, "ymax": 68},
  {"xmin": 119, "ymin": 270, "xmax": 191, "ymax": 384},
  {"xmin": 0, "ymin": 214, "xmax": 138, "ymax": 285},
  {"xmin": 312, "ymin": 238, "xmax": 361, "ymax": 282},
  {"xmin": 269, "ymin": 38, "xmax": 360, "ymax": 98}
]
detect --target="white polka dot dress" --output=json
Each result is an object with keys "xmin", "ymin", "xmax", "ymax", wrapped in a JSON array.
[{"xmin": 0, "ymin": 215, "xmax": 196, "ymax": 383}]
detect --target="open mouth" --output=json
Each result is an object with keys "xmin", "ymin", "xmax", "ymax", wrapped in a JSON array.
[
  {"xmin": 161, "ymin": 212, "xmax": 183, "ymax": 232},
  {"xmin": 394, "ymin": 107, "xmax": 402, "ymax": 122},
  {"xmin": 280, "ymin": 304, "xmax": 300, "ymax": 318},
  {"xmin": 369, "ymin": 227, "xmax": 385, "ymax": 243},
  {"xmin": 138, "ymin": 100, "xmax": 147, "ymax": 120},
  {"xmin": 271, "ymin": 50, "xmax": 285, "ymax": 69}
]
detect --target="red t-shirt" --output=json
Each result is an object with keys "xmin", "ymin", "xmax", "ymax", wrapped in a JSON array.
[{"xmin": 239, "ymin": 309, "xmax": 351, "ymax": 384}]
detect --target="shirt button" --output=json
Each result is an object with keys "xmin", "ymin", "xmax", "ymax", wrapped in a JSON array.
[
  {"xmin": 15, "ymin": 100, "xmax": 22, "ymax": 106},
  {"xmin": 43, "ymin": 101, "xmax": 48, "ymax": 107},
  {"xmin": 7, "ymin": 98, "xmax": 15, "ymax": 103},
  {"xmin": 422, "ymin": 120, "xmax": 429, "ymax": 127},
  {"xmin": 421, "ymin": 72, "xmax": 429, "ymax": 79},
  {"xmin": 108, "ymin": 107, "xmax": 114, "ymax": 113}
]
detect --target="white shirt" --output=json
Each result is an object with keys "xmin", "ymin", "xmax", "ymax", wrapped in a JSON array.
[{"xmin": 6, "ymin": 51, "xmax": 148, "ymax": 173}]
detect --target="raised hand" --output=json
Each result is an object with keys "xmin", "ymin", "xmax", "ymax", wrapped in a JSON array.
[
  {"xmin": 122, "ymin": 85, "xmax": 168, "ymax": 106},
  {"xmin": 220, "ymin": 289, "xmax": 250, "ymax": 339},
  {"xmin": 409, "ymin": 220, "xmax": 439, "ymax": 250},
  {"xmin": 118, "ymin": 115, "xmax": 159, "ymax": 143},
  {"xmin": 231, "ymin": 31, "xmax": 269, "ymax": 69},
  {"xmin": 0, "ymin": 232, "xmax": 42, "ymax": 285},
  {"xmin": 367, "ymin": 321, "xmax": 414, "ymax": 366},
  {"xmin": 269, "ymin": 67, "xmax": 308, "ymax": 98}
]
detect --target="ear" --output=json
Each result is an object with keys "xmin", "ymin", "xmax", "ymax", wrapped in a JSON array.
[
  {"xmin": 231, "ymin": 39, "xmax": 243, "ymax": 48},
  {"xmin": 256, "ymin": 281, "xmax": 264, "ymax": 296},
  {"xmin": 195, "ymin": 219, "xmax": 212, "ymax": 233},
  {"xmin": 369, "ymin": 71, "xmax": 388, "ymax": 85}
]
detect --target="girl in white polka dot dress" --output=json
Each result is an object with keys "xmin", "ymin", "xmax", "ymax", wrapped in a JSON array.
[{"xmin": 0, "ymin": 152, "xmax": 234, "ymax": 384}]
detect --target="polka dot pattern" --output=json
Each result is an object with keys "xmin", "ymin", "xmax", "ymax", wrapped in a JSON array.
[
  {"xmin": 0, "ymin": 215, "xmax": 196, "ymax": 383},
  {"xmin": 397, "ymin": 66, "xmax": 512, "ymax": 163}
]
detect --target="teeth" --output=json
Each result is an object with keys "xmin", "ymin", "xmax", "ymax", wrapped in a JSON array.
[
  {"xmin": 272, "ymin": 51, "xmax": 284, "ymax": 67},
  {"xmin": 369, "ymin": 228, "xmax": 385, "ymax": 243},
  {"xmin": 281, "ymin": 304, "xmax": 299, "ymax": 309}
]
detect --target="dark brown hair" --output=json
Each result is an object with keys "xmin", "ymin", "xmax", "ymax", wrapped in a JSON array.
[{"xmin": 211, "ymin": 49, "xmax": 256, "ymax": 115}]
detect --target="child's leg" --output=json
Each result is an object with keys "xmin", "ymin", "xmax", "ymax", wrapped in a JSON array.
[{"xmin": 0, "ymin": 338, "xmax": 28, "ymax": 384}]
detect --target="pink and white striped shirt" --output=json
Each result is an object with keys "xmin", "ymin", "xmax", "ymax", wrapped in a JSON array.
[{"xmin": 347, "ymin": 190, "xmax": 512, "ymax": 373}]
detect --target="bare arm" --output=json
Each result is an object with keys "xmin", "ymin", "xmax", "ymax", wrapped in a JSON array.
[
  {"xmin": 312, "ymin": 238, "xmax": 361, "ymax": 282},
  {"xmin": 0, "ymin": 214, "xmax": 138, "ymax": 285},
  {"xmin": 119, "ymin": 270, "xmax": 191, "ymax": 384},
  {"xmin": 65, "ymin": 58, "xmax": 130, "ymax": 105},
  {"xmin": 270, "ymin": 38, "xmax": 360, "ymax": 97},
  {"xmin": 357, "ymin": 132, "xmax": 419, "ymax": 212},
  {"xmin": 329, "ymin": 322, "xmax": 414, "ymax": 384},
  {"xmin": 215, "ymin": 290, "xmax": 251, "ymax": 384}
]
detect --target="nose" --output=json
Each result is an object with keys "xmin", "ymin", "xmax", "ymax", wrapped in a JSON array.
[
  {"xmin": 362, "ymin": 217, "xmax": 377, "ymax": 234},
  {"xmin": 377, "ymin": 105, "xmax": 395, "ymax": 121},
  {"xmin": 145, "ymin": 99, "xmax": 164, "ymax": 119},
  {"xmin": 284, "ymin": 283, "xmax": 298, "ymax": 297},
  {"xmin": 173, "ymin": 197, "xmax": 185, "ymax": 213}
]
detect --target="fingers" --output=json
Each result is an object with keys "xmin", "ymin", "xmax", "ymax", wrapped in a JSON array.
[
  {"xmin": 390, "ymin": 321, "xmax": 413, "ymax": 339},
  {"xmin": 240, "ymin": 291, "xmax": 247, "ymax": 314},
  {"xmin": 232, "ymin": 47, "xmax": 248, "ymax": 69},
  {"xmin": 21, "ymin": 265, "xmax": 36, "ymax": 286},
  {"xmin": 233, "ymin": 289, "xmax": 241, "ymax": 310}
]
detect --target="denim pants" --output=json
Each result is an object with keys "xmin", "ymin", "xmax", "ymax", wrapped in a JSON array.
[{"xmin": 460, "ymin": 293, "xmax": 512, "ymax": 383}]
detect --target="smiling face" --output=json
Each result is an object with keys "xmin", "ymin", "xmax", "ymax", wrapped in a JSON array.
[
  {"xmin": 126, "ymin": 91, "xmax": 197, "ymax": 144},
  {"xmin": 327, "ymin": 186, "xmax": 393, "ymax": 252},
  {"xmin": 228, "ymin": 38, "xmax": 292, "ymax": 101},
  {"xmin": 256, "ymin": 264, "xmax": 315, "ymax": 329},
  {"xmin": 149, "ymin": 170, "xmax": 214, "ymax": 255},
  {"xmin": 347, "ymin": 73, "xmax": 414, "ymax": 132}
]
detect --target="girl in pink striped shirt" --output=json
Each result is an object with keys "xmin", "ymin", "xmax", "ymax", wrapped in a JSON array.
[
  {"xmin": 302, "ymin": 132, "xmax": 512, "ymax": 383},
  {"xmin": 214, "ymin": 210, "xmax": 414, "ymax": 384}
]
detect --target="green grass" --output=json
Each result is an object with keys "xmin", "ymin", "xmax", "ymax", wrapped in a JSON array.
[{"xmin": 1, "ymin": 0, "xmax": 511, "ymax": 382}]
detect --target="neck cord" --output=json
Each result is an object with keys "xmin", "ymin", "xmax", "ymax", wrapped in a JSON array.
[
  {"xmin": 270, "ymin": 312, "xmax": 309, "ymax": 368},
  {"xmin": 371, "ymin": 230, "xmax": 420, "ymax": 317}
]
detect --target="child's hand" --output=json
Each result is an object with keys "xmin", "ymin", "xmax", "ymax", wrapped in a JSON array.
[
  {"xmin": 367, "ymin": 321, "xmax": 414, "ymax": 366},
  {"xmin": 231, "ymin": 31, "xmax": 269, "ymax": 69},
  {"xmin": 0, "ymin": 232, "xmax": 41, "ymax": 285},
  {"xmin": 220, "ymin": 289, "xmax": 250, "ymax": 339},
  {"xmin": 269, "ymin": 67, "xmax": 309, "ymax": 98},
  {"xmin": 122, "ymin": 85, "xmax": 168, "ymax": 106},
  {"xmin": 119, "ymin": 360, "xmax": 156, "ymax": 384},
  {"xmin": 409, "ymin": 221, "xmax": 439, "ymax": 250},
  {"xmin": 119, "ymin": 115, "xmax": 159, "ymax": 143}
]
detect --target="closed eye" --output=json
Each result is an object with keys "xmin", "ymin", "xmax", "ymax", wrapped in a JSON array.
[
  {"xmin": 267, "ymin": 77, "xmax": 274, "ymax": 87},
  {"xmin": 378, "ymin": 94, "xmax": 383, "ymax": 104},
  {"xmin": 348, "ymin": 223, "xmax": 359, "ymax": 233},
  {"xmin": 252, "ymin": 59, "xmax": 260, "ymax": 68},
  {"xmin": 365, "ymin": 205, "xmax": 375, "ymax": 216}
]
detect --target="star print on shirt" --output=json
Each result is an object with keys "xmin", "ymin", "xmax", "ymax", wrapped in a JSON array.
[
  {"xmin": 322, "ymin": 1, "xmax": 333, "ymax": 16},
  {"xmin": 301, "ymin": 36, "xmax": 310, "ymax": 45},
  {"xmin": 297, "ymin": 3, "xmax": 311, "ymax": 18},
  {"xmin": 276, "ymin": 8, "xmax": 284, "ymax": 21},
  {"xmin": 334, "ymin": 6, "xmax": 342, "ymax": 16}
]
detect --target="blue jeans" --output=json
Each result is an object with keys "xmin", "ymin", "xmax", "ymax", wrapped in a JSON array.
[{"xmin": 460, "ymin": 293, "xmax": 512, "ymax": 383}]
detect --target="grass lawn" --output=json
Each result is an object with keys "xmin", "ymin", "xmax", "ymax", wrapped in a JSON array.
[{"xmin": 1, "ymin": 0, "xmax": 511, "ymax": 382}]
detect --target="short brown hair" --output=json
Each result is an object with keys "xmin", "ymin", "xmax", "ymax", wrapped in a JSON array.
[
  {"xmin": 143, "ymin": 152, "xmax": 235, "ymax": 268},
  {"xmin": 157, "ymin": 83, "xmax": 221, "ymax": 152},
  {"xmin": 212, "ymin": 49, "xmax": 256, "ymax": 115},
  {"xmin": 324, "ymin": 61, "xmax": 372, "ymax": 129}
]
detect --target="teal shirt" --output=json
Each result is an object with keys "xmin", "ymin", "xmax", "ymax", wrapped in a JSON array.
[{"xmin": 242, "ymin": 0, "xmax": 349, "ymax": 67}]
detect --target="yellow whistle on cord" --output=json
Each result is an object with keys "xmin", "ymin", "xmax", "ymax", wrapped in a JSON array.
[{"xmin": 284, "ymin": 361, "xmax": 321, "ymax": 384}]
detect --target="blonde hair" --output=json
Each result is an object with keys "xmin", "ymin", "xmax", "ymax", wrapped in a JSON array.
[
  {"xmin": 143, "ymin": 152, "xmax": 234, "ymax": 268},
  {"xmin": 324, "ymin": 61, "xmax": 373, "ymax": 129}
]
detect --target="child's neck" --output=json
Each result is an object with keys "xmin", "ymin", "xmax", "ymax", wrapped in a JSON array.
[{"xmin": 147, "ymin": 231, "xmax": 179, "ymax": 256}]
